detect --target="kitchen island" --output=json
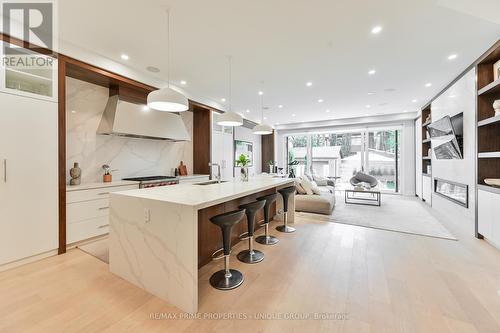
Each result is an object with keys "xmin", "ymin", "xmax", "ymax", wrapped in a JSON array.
[{"xmin": 109, "ymin": 175, "xmax": 295, "ymax": 313}]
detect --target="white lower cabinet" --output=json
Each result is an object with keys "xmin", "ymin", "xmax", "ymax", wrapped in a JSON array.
[
  {"xmin": 422, "ymin": 175, "xmax": 432, "ymax": 204},
  {"xmin": 478, "ymin": 189, "xmax": 500, "ymax": 249},
  {"xmin": 0, "ymin": 92, "xmax": 58, "ymax": 266},
  {"xmin": 66, "ymin": 184, "xmax": 138, "ymax": 244},
  {"xmin": 178, "ymin": 175, "xmax": 210, "ymax": 184}
]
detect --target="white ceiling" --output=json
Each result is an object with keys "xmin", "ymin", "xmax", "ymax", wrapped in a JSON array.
[{"xmin": 58, "ymin": 0, "xmax": 500, "ymax": 125}]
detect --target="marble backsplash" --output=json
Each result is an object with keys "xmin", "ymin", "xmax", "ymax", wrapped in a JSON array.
[{"xmin": 66, "ymin": 77, "xmax": 193, "ymax": 184}]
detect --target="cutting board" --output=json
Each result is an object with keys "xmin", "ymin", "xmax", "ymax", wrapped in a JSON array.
[{"xmin": 178, "ymin": 161, "xmax": 188, "ymax": 176}]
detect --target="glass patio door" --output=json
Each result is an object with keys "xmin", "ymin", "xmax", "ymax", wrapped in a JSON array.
[{"xmin": 365, "ymin": 129, "xmax": 400, "ymax": 192}]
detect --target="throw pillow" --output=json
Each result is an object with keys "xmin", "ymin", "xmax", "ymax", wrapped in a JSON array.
[
  {"xmin": 300, "ymin": 178, "xmax": 314, "ymax": 195},
  {"xmin": 295, "ymin": 178, "xmax": 307, "ymax": 195},
  {"xmin": 313, "ymin": 174, "xmax": 328, "ymax": 186},
  {"xmin": 310, "ymin": 180, "xmax": 322, "ymax": 195}
]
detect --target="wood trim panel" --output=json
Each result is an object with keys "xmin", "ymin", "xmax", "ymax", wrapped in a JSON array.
[
  {"xmin": 58, "ymin": 58, "xmax": 67, "ymax": 254},
  {"xmin": 193, "ymin": 104, "xmax": 212, "ymax": 175},
  {"xmin": 261, "ymin": 132, "xmax": 275, "ymax": 172}
]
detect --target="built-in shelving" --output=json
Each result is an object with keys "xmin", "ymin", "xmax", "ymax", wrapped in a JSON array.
[
  {"xmin": 476, "ymin": 40, "xmax": 500, "ymax": 239},
  {"xmin": 422, "ymin": 120, "xmax": 431, "ymax": 127},
  {"xmin": 478, "ymin": 114, "xmax": 500, "ymax": 127},
  {"xmin": 421, "ymin": 105, "xmax": 432, "ymax": 175},
  {"xmin": 422, "ymin": 138, "xmax": 431, "ymax": 143},
  {"xmin": 423, "ymin": 156, "xmax": 431, "ymax": 160},
  {"xmin": 478, "ymin": 78, "xmax": 500, "ymax": 96}
]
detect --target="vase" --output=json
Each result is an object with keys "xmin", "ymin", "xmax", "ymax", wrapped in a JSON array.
[
  {"xmin": 269, "ymin": 165, "xmax": 273, "ymax": 174},
  {"xmin": 493, "ymin": 99, "xmax": 500, "ymax": 116},
  {"xmin": 240, "ymin": 166, "xmax": 249, "ymax": 182},
  {"xmin": 69, "ymin": 162, "xmax": 81, "ymax": 185}
]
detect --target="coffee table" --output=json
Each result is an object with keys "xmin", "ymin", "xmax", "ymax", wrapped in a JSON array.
[{"xmin": 345, "ymin": 188, "xmax": 381, "ymax": 206}]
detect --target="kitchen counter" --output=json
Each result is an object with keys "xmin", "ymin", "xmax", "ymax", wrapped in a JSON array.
[
  {"xmin": 109, "ymin": 175, "xmax": 295, "ymax": 313},
  {"xmin": 178, "ymin": 174, "xmax": 210, "ymax": 181},
  {"xmin": 66, "ymin": 180, "xmax": 139, "ymax": 191}
]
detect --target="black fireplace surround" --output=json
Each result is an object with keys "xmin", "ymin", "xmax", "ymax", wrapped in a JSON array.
[{"xmin": 433, "ymin": 178, "xmax": 468, "ymax": 208}]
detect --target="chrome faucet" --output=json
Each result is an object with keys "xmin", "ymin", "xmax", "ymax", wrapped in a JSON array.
[{"xmin": 209, "ymin": 162, "xmax": 221, "ymax": 183}]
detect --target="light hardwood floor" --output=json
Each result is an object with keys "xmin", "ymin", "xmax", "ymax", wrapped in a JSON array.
[{"xmin": 1, "ymin": 202, "xmax": 500, "ymax": 333}]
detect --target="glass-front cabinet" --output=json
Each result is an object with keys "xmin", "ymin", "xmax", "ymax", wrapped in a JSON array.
[{"xmin": 0, "ymin": 40, "xmax": 57, "ymax": 101}]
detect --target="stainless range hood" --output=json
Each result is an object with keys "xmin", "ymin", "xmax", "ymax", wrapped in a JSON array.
[{"xmin": 97, "ymin": 95, "xmax": 191, "ymax": 141}]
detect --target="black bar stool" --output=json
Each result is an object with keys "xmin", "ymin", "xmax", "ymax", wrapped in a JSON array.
[
  {"xmin": 276, "ymin": 186, "xmax": 296, "ymax": 233},
  {"xmin": 209, "ymin": 209, "xmax": 246, "ymax": 290},
  {"xmin": 255, "ymin": 193, "xmax": 279, "ymax": 245},
  {"xmin": 237, "ymin": 199, "xmax": 266, "ymax": 264}
]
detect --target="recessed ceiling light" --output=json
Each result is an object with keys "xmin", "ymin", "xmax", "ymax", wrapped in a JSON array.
[
  {"xmin": 318, "ymin": 99, "xmax": 324, "ymax": 103},
  {"xmin": 71, "ymin": 110, "xmax": 77, "ymax": 114},
  {"xmin": 367, "ymin": 92, "xmax": 376, "ymax": 95},
  {"xmin": 292, "ymin": 114, "xmax": 296, "ymax": 117},
  {"xmin": 425, "ymin": 83, "xmax": 432, "ymax": 87},
  {"xmin": 278, "ymin": 105, "xmax": 283, "ymax": 108},
  {"xmin": 448, "ymin": 54, "xmax": 458, "ymax": 60},
  {"xmin": 306, "ymin": 82, "xmax": 313, "ymax": 87},
  {"xmin": 146, "ymin": 66, "xmax": 160, "ymax": 73},
  {"xmin": 371, "ymin": 26, "xmax": 383, "ymax": 34},
  {"xmin": 121, "ymin": 54, "xmax": 129, "ymax": 60},
  {"xmin": 365, "ymin": 104, "xmax": 371, "ymax": 108},
  {"xmin": 325, "ymin": 109, "xmax": 330, "ymax": 113},
  {"xmin": 384, "ymin": 88, "xmax": 396, "ymax": 92},
  {"xmin": 403, "ymin": 110, "xmax": 408, "ymax": 113},
  {"xmin": 258, "ymin": 91, "xmax": 264, "ymax": 95},
  {"xmin": 264, "ymin": 117, "xmax": 267, "ymax": 120},
  {"xmin": 449, "ymin": 94, "xmax": 456, "ymax": 98},
  {"xmin": 368, "ymin": 69, "xmax": 376, "ymax": 75},
  {"xmin": 246, "ymin": 109, "xmax": 250, "ymax": 113},
  {"xmin": 180, "ymin": 80, "xmax": 187, "ymax": 85},
  {"xmin": 364, "ymin": 114, "xmax": 370, "ymax": 116},
  {"xmin": 412, "ymin": 99, "xmax": 417, "ymax": 103},
  {"xmin": 221, "ymin": 98, "xmax": 226, "ymax": 102}
]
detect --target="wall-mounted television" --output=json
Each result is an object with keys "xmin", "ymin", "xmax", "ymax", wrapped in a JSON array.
[{"xmin": 427, "ymin": 113, "xmax": 463, "ymax": 159}]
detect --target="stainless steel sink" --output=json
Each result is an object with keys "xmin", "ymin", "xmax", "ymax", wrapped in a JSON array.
[{"xmin": 194, "ymin": 180, "xmax": 228, "ymax": 185}]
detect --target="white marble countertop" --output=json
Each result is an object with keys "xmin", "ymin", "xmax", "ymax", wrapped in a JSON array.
[
  {"xmin": 178, "ymin": 174, "xmax": 210, "ymax": 180},
  {"xmin": 66, "ymin": 180, "xmax": 139, "ymax": 192},
  {"xmin": 112, "ymin": 175, "xmax": 294, "ymax": 209}
]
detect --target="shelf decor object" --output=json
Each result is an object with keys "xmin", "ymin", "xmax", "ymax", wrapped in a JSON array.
[
  {"xmin": 493, "ymin": 99, "xmax": 500, "ymax": 116},
  {"xmin": 147, "ymin": 10, "xmax": 189, "ymax": 112},
  {"xmin": 484, "ymin": 178, "xmax": 500, "ymax": 188}
]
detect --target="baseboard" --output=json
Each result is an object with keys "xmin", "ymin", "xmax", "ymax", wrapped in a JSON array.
[{"xmin": 0, "ymin": 249, "xmax": 58, "ymax": 273}]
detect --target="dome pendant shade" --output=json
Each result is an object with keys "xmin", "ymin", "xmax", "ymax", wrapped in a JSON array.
[
  {"xmin": 252, "ymin": 123, "xmax": 273, "ymax": 135},
  {"xmin": 216, "ymin": 111, "xmax": 243, "ymax": 127},
  {"xmin": 147, "ymin": 87, "xmax": 189, "ymax": 112}
]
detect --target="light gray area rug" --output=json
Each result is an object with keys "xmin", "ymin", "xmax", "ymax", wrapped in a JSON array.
[
  {"xmin": 78, "ymin": 238, "xmax": 109, "ymax": 263},
  {"xmin": 298, "ymin": 193, "xmax": 457, "ymax": 241}
]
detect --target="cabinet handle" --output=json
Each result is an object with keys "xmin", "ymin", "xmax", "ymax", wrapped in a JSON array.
[
  {"xmin": 98, "ymin": 192, "xmax": 109, "ymax": 195},
  {"xmin": 98, "ymin": 207, "xmax": 109, "ymax": 210},
  {"xmin": 3, "ymin": 159, "xmax": 6, "ymax": 183},
  {"xmin": 98, "ymin": 224, "xmax": 109, "ymax": 229}
]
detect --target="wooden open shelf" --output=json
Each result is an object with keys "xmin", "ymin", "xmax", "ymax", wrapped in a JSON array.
[
  {"xmin": 421, "ymin": 105, "xmax": 432, "ymax": 174},
  {"xmin": 478, "ymin": 78, "xmax": 500, "ymax": 96},
  {"xmin": 478, "ymin": 114, "xmax": 500, "ymax": 127}
]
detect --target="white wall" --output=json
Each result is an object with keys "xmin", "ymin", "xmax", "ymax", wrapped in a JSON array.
[
  {"xmin": 430, "ymin": 68, "xmax": 476, "ymax": 225},
  {"xmin": 66, "ymin": 77, "xmax": 193, "ymax": 183},
  {"xmin": 234, "ymin": 126, "xmax": 262, "ymax": 176},
  {"xmin": 275, "ymin": 119, "xmax": 416, "ymax": 196}
]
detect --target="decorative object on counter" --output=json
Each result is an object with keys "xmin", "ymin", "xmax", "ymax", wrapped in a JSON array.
[
  {"xmin": 493, "ymin": 99, "xmax": 500, "ymax": 117},
  {"xmin": 236, "ymin": 154, "xmax": 250, "ymax": 182},
  {"xmin": 485, "ymin": 178, "xmax": 500, "ymax": 188},
  {"xmin": 288, "ymin": 160, "xmax": 299, "ymax": 178},
  {"xmin": 146, "ymin": 9, "xmax": 188, "ymax": 112},
  {"xmin": 102, "ymin": 164, "xmax": 112, "ymax": 183},
  {"xmin": 494, "ymin": 59, "xmax": 500, "ymax": 80},
  {"xmin": 178, "ymin": 161, "xmax": 188, "ymax": 176},
  {"xmin": 234, "ymin": 140, "xmax": 253, "ymax": 167},
  {"xmin": 69, "ymin": 162, "xmax": 82, "ymax": 185},
  {"xmin": 267, "ymin": 160, "xmax": 275, "ymax": 174}
]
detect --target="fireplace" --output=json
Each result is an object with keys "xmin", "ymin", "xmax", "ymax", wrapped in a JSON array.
[{"xmin": 434, "ymin": 178, "xmax": 468, "ymax": 208}]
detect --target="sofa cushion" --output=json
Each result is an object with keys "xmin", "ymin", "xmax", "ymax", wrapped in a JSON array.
[
  {"xmin": 313, "ymin": 174, "xmax": 328, "ymax": 186},
  {"xmin": 300, "ymin": 178, "xmax": 314, "ymax": 195},
  {"xmin": 294, "ymin": 178, "xmax": 307, "ymax": 194},
  {"xmin": 295, "ymin": 192, "xmax": 335, "ymax": 215}
]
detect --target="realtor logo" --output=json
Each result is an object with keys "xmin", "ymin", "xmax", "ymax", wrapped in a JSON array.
[
  {"xmin": 1, "ymin": 1, "xmax": 54, "ymax": 70},
  {"xmin": 2, "ymin": 1, "xmax": 53, "ymax": 51}
]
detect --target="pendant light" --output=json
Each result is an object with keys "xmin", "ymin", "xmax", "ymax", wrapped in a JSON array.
[
  {"xmin": 253, "ymin": 90, "xmax": 273, "ymax": 135},
  {"xmin": 147, "ymin": 9, "xmax": 189, "ymax": 112},
  {"xmin": 216, "ymin": 56, "xmax": 243, "ymax": 127}
]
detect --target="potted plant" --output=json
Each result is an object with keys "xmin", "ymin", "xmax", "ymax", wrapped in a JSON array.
[
  {"xmin": 236, "ymin": 154, "xmax": 251, "ymax": 181},
  {"xmin": 267, "ymin": 160, "xmax": 275, "ymax": 174}
]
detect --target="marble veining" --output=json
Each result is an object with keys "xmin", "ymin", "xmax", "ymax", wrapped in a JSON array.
[{"xmin": 66, "ymin": 77, "xmax": 193, "ymax": 184}]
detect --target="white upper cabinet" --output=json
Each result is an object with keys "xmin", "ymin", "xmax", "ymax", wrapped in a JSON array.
[{"xmin": 0, "ymin": 40, "xmax": 58, "ymax": 101}]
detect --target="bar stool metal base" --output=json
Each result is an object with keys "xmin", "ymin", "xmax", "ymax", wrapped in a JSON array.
[
  {"xmin": 209, "ymin": 269, "xmax": 244, "ymax": 290},
  {"xmin": 276, "ymin": 225, "xmax": 296, "ymax": 233},
  {"xmin": 237, "ymin": 249, "xmax": 264, "ymax": 263},
  {"xmin": 255, "ymin": 234, "xmax": 279, "ymax": 245}
]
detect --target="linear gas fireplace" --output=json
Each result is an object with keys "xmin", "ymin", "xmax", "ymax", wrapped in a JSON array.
[{"xmin": 434, "ymin": 178, "xmax": 468, "ymax": 208}]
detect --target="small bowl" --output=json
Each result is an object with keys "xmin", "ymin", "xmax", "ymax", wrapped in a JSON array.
[{"xmin": 484, "ymin": 178, "xmax": 500, "ymax": 187}]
